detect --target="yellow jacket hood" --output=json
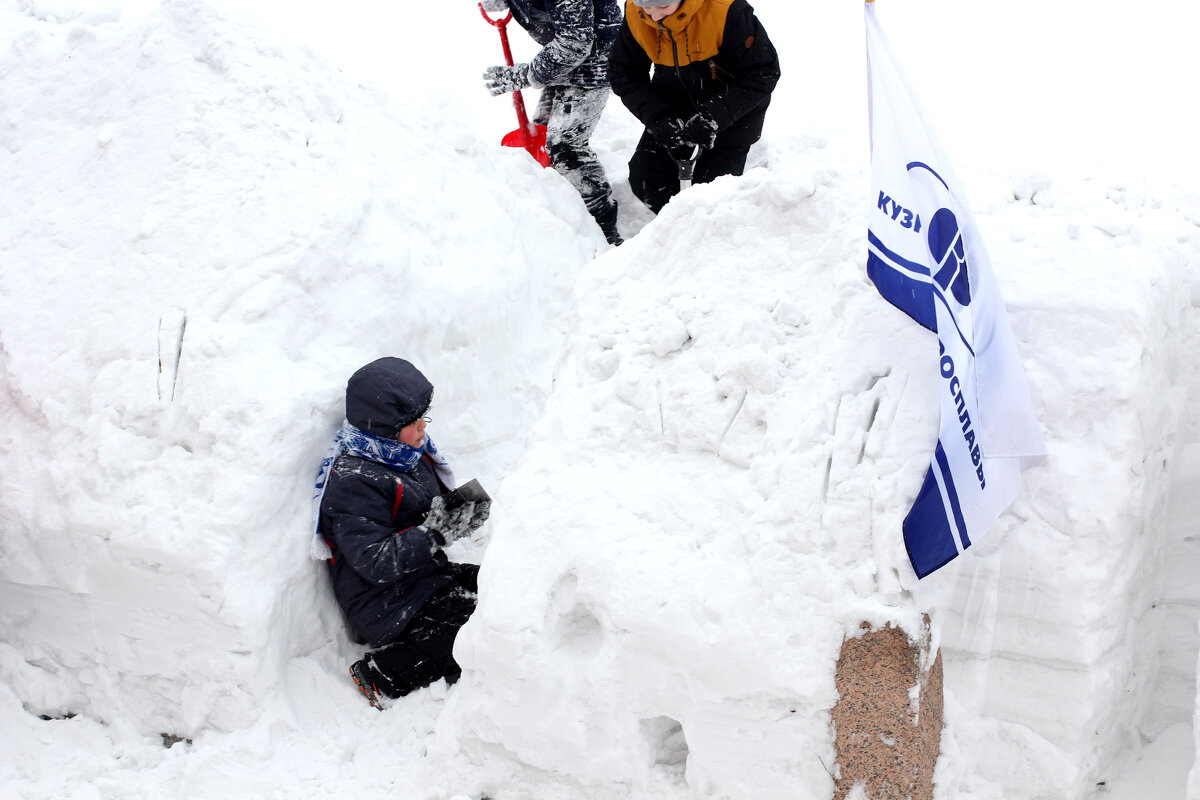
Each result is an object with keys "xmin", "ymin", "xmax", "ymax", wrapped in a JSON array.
[{"xmin": 624, "ymin": 0, "xmax": 734, "ymax": 67}]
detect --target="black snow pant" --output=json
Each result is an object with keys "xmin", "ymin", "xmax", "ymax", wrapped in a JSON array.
[
  {"xmin": 361, "ymin": 562, "xmax": 479, "ymax": 698},
  {"xmin": 628, "ymin": 128, "xmax": 753, "ymax": 215},
  {"xmin": 534, "ymin": 84, "xmax": 620, "ymax": 241}
]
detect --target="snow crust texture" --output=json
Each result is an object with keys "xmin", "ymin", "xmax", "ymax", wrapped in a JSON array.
[
  {"xmin": 2, "ymin": 1, "xmax": 1200, "ymax": 799},
  {"xmin": 442, "ymin": 167, "xmax": 936, "ymax": 798},
  {"xmin": 0, "ymin": 0, "xmax": 593, "ymax": 738}
]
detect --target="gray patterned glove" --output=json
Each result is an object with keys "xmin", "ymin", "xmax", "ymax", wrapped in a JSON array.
[
  {"xmin": 468, "ymin": 497, "xmax": 491, "ymax": 530},
  {"xmin": 484, "ymin": 63, "xmax": 532, "ymax": 96},
  {"xmin": 422, "ymin": 494, "xmax": 482, "ymax": 543}
]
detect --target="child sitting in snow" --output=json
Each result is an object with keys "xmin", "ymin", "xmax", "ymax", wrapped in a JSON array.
[
  {"xmin": 480, "ymin": 0, "xmax": 625, "ymax": 245},
  {"xmin": 311, "ymin": 357, "xmax": 488, "ymax": 708}
]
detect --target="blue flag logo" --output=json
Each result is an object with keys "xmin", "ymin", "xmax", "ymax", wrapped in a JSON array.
[{"xmin": 929, "ymin": 208, "xmax": 971, "ymax": 307}]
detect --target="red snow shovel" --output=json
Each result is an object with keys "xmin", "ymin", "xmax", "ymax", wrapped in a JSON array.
[{"xmin": 479, "ymin": 3, "xmax": 550, "ymax": 168}]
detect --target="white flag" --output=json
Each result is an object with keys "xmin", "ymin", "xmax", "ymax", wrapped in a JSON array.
[{"xmin": 864, "ymin": 3, "xmax": 1047, "ymax": 578}]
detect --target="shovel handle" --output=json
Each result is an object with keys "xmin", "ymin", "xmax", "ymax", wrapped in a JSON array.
[
  {"xmin": 478, "ymin": 5, "xmax": 516, "ymax": 66},
  {"xmin": 479, "ymin": 3, "xmax": 535, "ymax": 138}
]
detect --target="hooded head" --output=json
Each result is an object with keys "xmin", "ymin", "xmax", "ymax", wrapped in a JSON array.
[
  {"xmin": 345, "ymin": 357, "xmax": 433, "ymax": 439},
  {"xmin": 632, "ymin": 0, "xmax": 678, "ymax": 6}
]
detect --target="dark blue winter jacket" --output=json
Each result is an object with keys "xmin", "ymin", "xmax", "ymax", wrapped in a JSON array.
[
  {"xmin": 507, "ymin": 0, "xmax": 623, "ymax": 88},
  {"xmin": 318, "ymin": 358, "xmax": 454, "ymax": 648}
]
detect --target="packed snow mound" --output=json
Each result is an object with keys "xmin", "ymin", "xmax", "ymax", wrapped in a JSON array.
[
  {"xmin": 0, "ymin": 0, "xmax": 600, "ymax": 735},
  {"xmin": 441, "ymin": 164, "xmax": 940, "ymax": 798},
  {"xmin": 5, "ymin": 0, "xmax": 1200, "ymax": 798},
  {"xmin": 912, "ymin": 175, "xmax": 1200, "ymax": 798},
  {"xmin": 439, "ymin": 167, "xmax": 1200, "ymax": 798}
]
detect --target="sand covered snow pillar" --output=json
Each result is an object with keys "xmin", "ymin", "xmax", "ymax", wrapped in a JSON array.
[{"xmin": 832, "ymin": 619, "xmax": 943, "ymax": 800}]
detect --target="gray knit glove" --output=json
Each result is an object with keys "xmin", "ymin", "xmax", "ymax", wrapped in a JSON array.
[
  {"xmin": 484, "ymin": 63, "xmax": 533, "ymax": 96},
  {"xmin": 422, "ymin": 494, "xmax": 483, "ymax": 543}
]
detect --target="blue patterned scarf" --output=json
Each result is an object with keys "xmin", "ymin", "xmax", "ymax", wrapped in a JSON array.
[{"xmin": 310, "ymin": 420, "xmax": 456, "ymax": 560}]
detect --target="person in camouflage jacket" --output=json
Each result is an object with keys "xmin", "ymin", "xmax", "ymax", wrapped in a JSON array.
[{"xmin": 482, "ymin": 0, "xmax": 626, "ymax": 245}]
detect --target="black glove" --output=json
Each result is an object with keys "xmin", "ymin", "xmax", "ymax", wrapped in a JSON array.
[
  {"xmin": 648, "ymin": 115, "xmax": 698, "ymax": 163},
  {"xmin": 679, "ymin": 113, "xmax": 718, "ymax": 149},
  {"xmin": 483, "ymin": 63, "xmax": 532, "ymax": 96},
  {"xmin": 648, "ymin": 114, "xmax": 686, "ymax": 151}
]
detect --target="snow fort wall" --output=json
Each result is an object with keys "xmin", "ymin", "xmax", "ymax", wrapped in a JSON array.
[
  {"xmin": 0, "ymin": 0, "xmax": 595, "ymax": 735},
  {"xmin": 441, "ymin": 164, "xmax": 944, "ymax": 798},
  {"xmin": 910, "ymin": 176, "xmax": 1198, "ymax": 797},
  {"xmin": 443, "ymin": 167, "xmax": 1200, "ymax": 799}
]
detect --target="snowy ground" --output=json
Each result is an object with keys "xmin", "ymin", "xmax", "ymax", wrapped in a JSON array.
[{"xmin": 2, "ymin": 0, "xmax": 1199, "ymax": 798}]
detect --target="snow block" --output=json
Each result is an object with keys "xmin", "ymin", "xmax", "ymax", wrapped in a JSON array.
[
  {"xmin": 832, "ymin": 620, "xmax": 943, "ymax": 800},
  {"xmin": 1190, "ymin": 617, "xmax": 1200, "ymax": 800},
  {"xmin": 440, "ymin": 164, "xmax": 1200, "ymax": 798},
  {"xmin": 908, "ymin": 174, "xmax": 1200, "ymax": 798},
  {"xmin": 0, "ymin": 0, "xmax": 595, "ymax": 737},
  {"xmin": 439, "ymin": 166, "xmax": 939, "ymax": 798}
]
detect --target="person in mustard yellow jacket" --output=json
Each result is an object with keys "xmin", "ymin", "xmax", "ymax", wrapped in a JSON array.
[{"xmin": 608, "ymin": 0, "xmax": 780, "ymax": 213}]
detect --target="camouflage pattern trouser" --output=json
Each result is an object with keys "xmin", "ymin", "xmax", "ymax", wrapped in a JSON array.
[{"xmin": 534, "ymin": 84, "xmax": 614, "ymax": 216}]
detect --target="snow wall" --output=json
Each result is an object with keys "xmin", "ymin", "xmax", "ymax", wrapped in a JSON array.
[
  {"xmin": 436, "ymin": 167, "xmax": 1200, "ymax": 798},
  {"xmin": 438, "ymin": 165, "xmax": 938, "ymax": 799},
  {"xmin": 2, "ymin": 1, "xmax": 1200, "ymax": 798},
  {"xmin": 909, "ymin": 176, "xmax": 1200, "ymax": 797},
  {"xmin": 0, "ymin": 0, "xmax": 599, "ymax": 734}
]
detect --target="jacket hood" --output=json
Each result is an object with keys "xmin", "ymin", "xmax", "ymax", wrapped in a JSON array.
[
  {"xmin": 345, "ymin": 357, "xmax": 434, "ymax": 438},
  {"xmin": 625, "ymin": 0, "xmax": 730, "ymax": 67}
]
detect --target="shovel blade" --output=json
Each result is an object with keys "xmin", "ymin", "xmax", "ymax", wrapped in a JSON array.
[{"xmin": 501, "ymin": 124, "xmax": 550, "ymax": 168}]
